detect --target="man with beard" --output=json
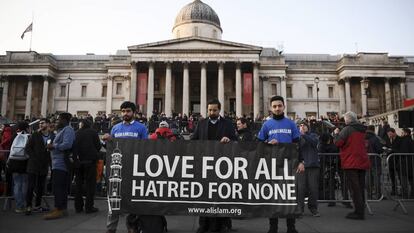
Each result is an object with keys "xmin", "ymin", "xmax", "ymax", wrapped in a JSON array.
[
  {"xmin": 44, "ymin": 113, "xmax": 75, "ymax": 220},
  {"xmin": 191, "ymin": 99, "xmax": 236, "ymax": 233},
  {"xmin": 25, "ymin": 118, "xmax": 54, "ymax": 215},
  {"xmin": 257, "ymin": 96, "xmax": 303, "ymax": 233},
  {"xmin": 236, "ymin": 118, "xmax": 254, "ymax": 142},
  {"xmin": 103, "ymin": 101, "xmax": 166, "ymax": 233}
]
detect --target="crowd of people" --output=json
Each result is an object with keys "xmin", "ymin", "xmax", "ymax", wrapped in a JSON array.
[{"xmin": 0, "ymin": 97, "xmax": 413, "ymax": 233}]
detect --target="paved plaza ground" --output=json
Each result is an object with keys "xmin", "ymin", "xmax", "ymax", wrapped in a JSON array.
[{"xmin": 0, "ymin": 198, "xmax": 413, "ymax": 233}]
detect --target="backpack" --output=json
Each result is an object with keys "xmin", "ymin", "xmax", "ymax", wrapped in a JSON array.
[{"xmin": 9, "ymin": 133, "xmax": 29, "ymax": 160}]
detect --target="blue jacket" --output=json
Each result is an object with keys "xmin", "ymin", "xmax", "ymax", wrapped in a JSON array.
[
  {"xmin": 300, "ymin": 132, "xmax": 319, "ymax": 168},
  {"xmin": 51, "ymin": 125, "xmax": 75, "ymax": 171}
]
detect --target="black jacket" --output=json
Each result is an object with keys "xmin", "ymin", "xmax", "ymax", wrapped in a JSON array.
[
  {"xmin": 73, "ymin": 128, "xmax": 101, "ymax": 162},
  {"xmin": 190, "ymin": 117, "xmax": 236, "ymax": 141},
  {"xmin": 237, "ymin": 128, "xmax": 254, "ymax": 142},
  {"xmin": 25, "ymin": 131, "xmax": 54, "ymax": 175},
  {"xmin": 365, "ymin": 130, "xmax": 384, "ymax": 154}
]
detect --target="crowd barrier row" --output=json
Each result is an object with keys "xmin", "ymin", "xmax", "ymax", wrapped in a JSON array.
[{"xmin": 1, "ymin": 151, "xmax": 413, "ymax": 215}]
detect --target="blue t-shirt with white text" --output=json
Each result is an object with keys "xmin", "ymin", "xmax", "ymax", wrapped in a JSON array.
[
  {"xmin": 257, "ymin": 117, "xmax": 300, "ymax": 143},
  {"xmin": 111, "ymin": 121, "xmax": 148, "ymax": 139}
]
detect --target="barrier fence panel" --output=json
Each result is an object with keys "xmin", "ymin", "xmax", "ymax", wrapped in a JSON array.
[
  {"xmin": 386, "ymin": 153, "xmax": 414, "ymax": 214},
  {"xmin": 318, "ymin": 153, "xmax": 383, "ymax": 215}
]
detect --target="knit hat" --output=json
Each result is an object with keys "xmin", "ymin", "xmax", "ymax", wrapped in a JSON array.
[{"xmin": 159, "ymin": 121, "xmax": 169, "ymax": 128}]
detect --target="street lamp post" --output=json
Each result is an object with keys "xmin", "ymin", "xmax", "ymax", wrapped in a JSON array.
[
  {"xmin": 314, "ymin": 77, "xmax": 320, "ymax": 119},
  {"xmin": 66, "ymin": 75, "xmax": 72, "ymax": 112}
]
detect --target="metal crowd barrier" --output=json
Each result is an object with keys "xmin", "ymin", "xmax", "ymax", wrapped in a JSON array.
[
  {"xmin": 318, "ymin": 153, "xmax": 383, "ymax": 215},
  {"xmin": 386, "ymin": 153, "xmax": 414, "ymax": 214}
]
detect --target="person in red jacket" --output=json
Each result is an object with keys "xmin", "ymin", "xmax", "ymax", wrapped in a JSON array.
[
  {"xmin": 0, "ymin": 124, "xmax": 13, "ymax": 196},
  {"xmin": 149, "ymin": 121, "xmax": 176, "ymax": 141},
  {"xmin": 334, "ymin": 111, "xmax": 370, "ymax": 220}
]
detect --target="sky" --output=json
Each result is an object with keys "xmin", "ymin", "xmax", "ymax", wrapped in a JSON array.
[{"xmin": 1, "ymin": 0, "xmax": 413, "ymax": 56}]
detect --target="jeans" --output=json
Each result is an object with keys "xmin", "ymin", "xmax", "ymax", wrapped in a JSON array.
[
  {"xmin": 12, "ymin": 173, "xmax": 28, "ymax": 209},
  {"xmin": 298, "ymin": 167, "xmax": 320, "ymax": 211},
  {"xmin": 52, "ymin": 169, "xmax": 70, "ymax": 210},
  {"xmin": 344, "ymin": 169, "xmax": 366, "ymax": 216},
  {"xmin": 26, "ymin": 173, "xmax": 47, "ymax": 208}
]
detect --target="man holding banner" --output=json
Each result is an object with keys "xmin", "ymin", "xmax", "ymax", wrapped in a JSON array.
[
  {"xmin": 103, "ymin": 101, "xmax": 149, "ymax": 233},
  {"xmin": 191, "ymin": 99, "xmax": 237, "ymax": 233},
  {"xmin": 257, "ymin": 96, "xmax": 304, "ymax": 233}
]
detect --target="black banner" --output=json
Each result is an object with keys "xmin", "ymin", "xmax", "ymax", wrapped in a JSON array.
[{"xmin": 106, "ymin": 140, "xmax": 300, "ymax": 217}]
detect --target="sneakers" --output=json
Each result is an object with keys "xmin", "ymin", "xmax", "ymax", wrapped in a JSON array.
[
  {"xmin": 345, "ymin": 212, "xmax": 365, "ymax": 220},
  {"xmin": 310, "ymin": 209, "xmax": 321, "ymax": 217},
  {"xmin": 43, "ymin": 208, "xmax": 67, "ymax": 220},
  {"xmin": 14, "ymin": 208, "xmax": 25, "ymax": 214},
  {"xmin": 32, "ymin": 206, "xmax": 50, "ymax": 213},
  {"xmin": 25, "ymin": 206, "xmax": 32, "ymax": 215}
]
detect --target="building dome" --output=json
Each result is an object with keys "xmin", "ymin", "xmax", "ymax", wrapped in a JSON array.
[{"xmin": 173, "ymin": 0, "xmax": 223, "ymax": 39}]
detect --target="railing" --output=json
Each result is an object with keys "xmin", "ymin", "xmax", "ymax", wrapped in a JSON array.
[{"xmin": 385, "ymin": 153, "xmax": 414, "ymax": 214}]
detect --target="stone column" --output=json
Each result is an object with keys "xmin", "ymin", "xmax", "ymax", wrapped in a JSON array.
[
  {"xmin": 400, "ymin": 78, "xmax": 406, "ymax": 106},
  {"xmin": 253, "ymin": 62, "xmax": 260, "ymax": 120},
  {"xmin": 360, "ymin": 78, "xmax": 368, "ymax": 116},
  {"xmin": 235, "ymin": 62, "xmax": 242, "ymax": 117},
  {"xmin": 262, "ymin": 77, "xmax": 270, "ymax": 116},
  {"xmin": 106, "ymin": 75, "xmax": 113, "ymax": 115},
  {"xmin": 130, "ymin": 61, "xmax": 137, "ymax": 102},
  {"xmin": 1, "ymin": 76, "xmax": 9, "ymax": 116},
  {"xmin": 25, "ymin": 77, "xmax": 33, "ymax": 118},
  {"xmin": 338, "ymin": 81, "xmax": 346, "ymax": 115},
  {"xmin": 182, "ymin": 62, "xmax": 190, "ymax": 116},
  {"xmin": 280, "ymin": 76, "xmax": 287, "ymax": 110},
  {"xmin": 200, "ymin": 62, "xmax": 207, "ymax": 118},
  {"xmin": 218, "ymin": 61, "xmax": 225, "ymax": 116},
  {"xmin": 147, "ymin": 62, "xmax": 155, "ymax": 118},
  {"xmin": 165, "ymin": 62, "xmax": 172, "ymax": 117},
  {"xmin": 384, "ymin": 77, "xmax": 391, "ymax": 112},
  {"xmin": 344, "ymin": 77, "xmax": 351, "ymax": 112},
  {"xmin": 41, "ymin": 76, "xmax": 49, "ymax": 117}
]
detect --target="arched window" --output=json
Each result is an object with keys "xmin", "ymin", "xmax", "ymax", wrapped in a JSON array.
[
  {"xmin": 213, "ymin": 29, "xmax": 217, "ymax": 39},
  {"xmin": 176, "ymin": 30, "xmax": 180, "ymax": 38}
]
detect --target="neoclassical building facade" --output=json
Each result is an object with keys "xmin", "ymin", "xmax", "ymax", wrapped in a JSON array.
[{"xmin": 1, "ymin": 0, "xmax": 413, "ymax": 120}]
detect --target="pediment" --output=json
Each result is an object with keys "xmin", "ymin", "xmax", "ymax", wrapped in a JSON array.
[{"xmin": 128, "ymin": 37, "xmax": 262, "ymax": 53}]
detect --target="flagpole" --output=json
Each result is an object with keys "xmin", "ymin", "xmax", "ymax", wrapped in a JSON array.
[{"xmin": 29, "ymin": 12, "xmax": 34, "ymax": 51}]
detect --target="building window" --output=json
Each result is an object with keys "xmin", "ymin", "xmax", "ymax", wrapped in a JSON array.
[
  {"xmin": 116, "ymin": 83, "xmax": 122, "ymax": 95},
  {"xmin": 81, "ymin": 85, "xmax": 87, "ymax": 97},
  {"xmin": 60, "ymin": 85, "xmax": 66, "ymax": 97},
  {"xmin": 193, "ymin": 26, "xmax": 198, "ymax": 36},
  {"xmin": 328, "ymin": 86, "xmax": 334, "ymax": 98},
  {"xmin": 271, "ymin": 84, "xmax": 277, "ymax": 96},
  {"xmin": 102, "ymin": 85, "xmax": 107, "ymax": 97},
  {"xmin": 154, "ymin": 79, "xmax": 160, "ymax": 92},
  {"xmin": 307, "ymin": 85, "xmax": 313, "ymax": 98},
  {"xmin": 176, "ymin": 30, "xmax": 180, "ymax": 38},
  {"xmin": 213, "ymin": 29, "xmax": 217, "ymax": 39},
  {"xmin": 286, "ymin": 85, "xmax": 292, "ymax": 98}
]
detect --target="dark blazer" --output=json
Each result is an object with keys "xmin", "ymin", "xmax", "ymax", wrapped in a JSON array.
[
  {"xmin": 73, "ymin": 128, "xmax": 101, "ymax": 162},
  {"xmin": 25, "ymin": 131, "xmax": 54, "ymax": 175},
  {"xmin": 190, "ymin": 117, "xmax": 237, "ymax": 141}
]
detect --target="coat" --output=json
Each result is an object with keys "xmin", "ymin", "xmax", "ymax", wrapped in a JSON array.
[
  {"xmin": 334, "ymin": 122, "xmax": 370, "ymax": 170},
  {"xmin": 25, "ymin": 131, "xmax": 53, "ymax": 175},
  {"xmin": 190, "ymin": 117, "xmax": 236, "ymax": 141}
]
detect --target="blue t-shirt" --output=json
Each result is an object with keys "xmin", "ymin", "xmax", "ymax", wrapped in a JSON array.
[
  {"xmin": 111, "ymin": 121, "xmax": 148, "ymax": 139},
  {"xmin": 257, "ymin": 117, "xmax": 300, "ymax": 143}
]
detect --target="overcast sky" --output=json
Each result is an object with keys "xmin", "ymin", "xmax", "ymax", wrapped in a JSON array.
[{"xmin": 1, "ymin": 0, "xmax": 413, "ymax": 56}]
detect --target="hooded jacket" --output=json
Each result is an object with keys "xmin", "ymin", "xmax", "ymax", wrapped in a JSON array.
[
  {"xmin": 149, "ymin": 127, "xmax": 176, "ymax": 141},
  {"xmin": 334, "ymin": 122, "xmax": 370, "ymax": 170}
]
